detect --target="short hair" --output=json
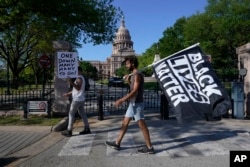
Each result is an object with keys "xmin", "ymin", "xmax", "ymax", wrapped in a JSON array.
[
  {"xmin": 124, "ymin": 55, "xmax": 139, "ymax": 68},
  {"xmin": 78, "ymin": 66, "xmax": 83, "ymax": 72}
]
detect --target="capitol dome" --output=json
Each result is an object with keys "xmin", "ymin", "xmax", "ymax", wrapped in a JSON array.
[
  {"xmin": 114, "ymin": 19, "xmax": 132, "ymax": 42},
  {"xmin": 112, "ymin": 18, "xmax": 134, "ymax": 54}
]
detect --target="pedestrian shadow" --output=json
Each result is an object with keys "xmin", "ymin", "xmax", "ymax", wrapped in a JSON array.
[
  {"xmin": 118, "ymin": 144, "xmax": 145, "ymax": 151},
  {"xmin": 153, "ymin": 129, "xmax": 249, "ymax": 155},
  {"xmin": 0, "ymin": 156, "xmax": 28, "ymax": 166}
]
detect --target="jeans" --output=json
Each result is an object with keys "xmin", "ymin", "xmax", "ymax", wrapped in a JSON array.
[{"xmin": 67, "ymin": 101, "xmax": 89, "ymax": 131}]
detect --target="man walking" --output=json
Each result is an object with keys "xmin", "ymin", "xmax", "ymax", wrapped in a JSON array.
[
  {"xmin": 61, "ymin": 66, "xmax": 91, "ymax": 137},
  {"xmin": 105, "ymin": 55, "xmax": 154, "ymax": 154}
]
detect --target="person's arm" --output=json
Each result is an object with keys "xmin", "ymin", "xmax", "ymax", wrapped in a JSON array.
[
  {"xmin": 63, "ymin": 91, "xmax": 72, "ymax": 97},
  {"xmin": 115, "ymin": 73, "xmax": 141, "ymax": 106}
]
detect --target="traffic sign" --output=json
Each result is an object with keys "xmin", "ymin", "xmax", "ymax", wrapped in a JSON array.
[{"xmin": 39, "ymin": 54, "xmax": 51, "ymax": 68}]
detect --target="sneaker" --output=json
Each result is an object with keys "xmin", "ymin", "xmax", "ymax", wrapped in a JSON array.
[
  {"xmin": 105, "ymin": 141, "xmax": 120, "ymax": 150},
  {"xmin": 137, "ymin": 145, "xmax": 155, "ymax": 154},
  {"xmin": 79, "ymin": 129, "xmax": 91, "ymax": 135},
  {"xmin": 61, "ymin": 130, "xmax": 72, "ymax": 137}
]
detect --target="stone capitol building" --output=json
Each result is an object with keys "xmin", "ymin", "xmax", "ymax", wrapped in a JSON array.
[{"xmin": 86, "ymin": 18, "xmax": 139, "ymax": 78}]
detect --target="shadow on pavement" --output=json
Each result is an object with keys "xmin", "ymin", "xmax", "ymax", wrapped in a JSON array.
[{"xmin": 0, "ymin": 156, "xmax": 28, "ymax": 167}]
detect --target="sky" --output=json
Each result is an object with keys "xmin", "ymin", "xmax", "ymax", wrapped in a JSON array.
[{"xmin": 77, "ymin": 0, "xmax": 208, "ymax": 61}]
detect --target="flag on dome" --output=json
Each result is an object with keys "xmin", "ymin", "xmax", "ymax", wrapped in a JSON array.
[{"xmin": 152, "ymin": 43, "xmax": 231, "ymax": 122}]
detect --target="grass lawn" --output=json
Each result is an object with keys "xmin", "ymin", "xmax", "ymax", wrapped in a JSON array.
[{"xmin": 0, "ymin": 115, "xmax": 62, "ymax": 126}]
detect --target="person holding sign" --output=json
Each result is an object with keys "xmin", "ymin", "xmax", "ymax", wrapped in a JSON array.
[{"xmin": 61, "ymin": 66, "xmax": 91, "ymax": 137}]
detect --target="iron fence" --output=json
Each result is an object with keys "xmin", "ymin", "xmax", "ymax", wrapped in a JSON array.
[
  {"xmin": 0, "ymin": 85, "xmax": 54, "ymax": 110},
  {"xmin": 81, "ymin": 84, "xmax": 161, "ymax": 116},
  {"xmin": 0, "ymin": 80, "xmax": 161, "ymax": 116},
  {"xmin": 1, "ymin": 80, "xmax": 235, "ymax": 118}
]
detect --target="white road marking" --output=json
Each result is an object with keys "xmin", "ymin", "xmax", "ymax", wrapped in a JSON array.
[
  {"xmin": 222, "ymin": 132, "xmax": 250, "ymax": 150},
  {"xmin": 58, "ymin": 133, "xmax": 96, "ymax": 156},
  {"xmin": 150, "ymin": 131, "xmax": 189, "ymax": 157},
  {"xmin": 180, "ymin": 132, "xmax": 229, "ymax": 156},
  {"xmin": 106, "ymin": 131, "xmax": 139, "ymax": 156},
  {"xmin": 57, "ymin": 130, "xmax": 250, "ymax": 157}
]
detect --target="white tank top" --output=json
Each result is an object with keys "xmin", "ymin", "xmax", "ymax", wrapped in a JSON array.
[{"xmin": 72, "ymin": 75, "xmax": 85, "ymax": 101}]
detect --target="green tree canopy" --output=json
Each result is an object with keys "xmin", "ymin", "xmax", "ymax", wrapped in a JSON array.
[
  {"xmin": 115, "ymin": 65, "xmax": 128, "ymax": 77},
  {"xmin": 0, "ymin": 0, "xmax": 122, "ymax": 45},
  {"xmin": 79, "ymin": 60, "xmax": 98, "ymax": 79},
  {"xmin": 139, "ymin": 0, "xmax": 250, "ymax": 81},
  {"xmin": 0, "ymin": 0, "xmax": 122, "ymax": 88},
  {"xmin": 184, "ymin": 0, "xmax": 250, "ymax": 80},
  {"xmin": 158, "ymin": 17, "xmax": 187, "ymax": 58}
]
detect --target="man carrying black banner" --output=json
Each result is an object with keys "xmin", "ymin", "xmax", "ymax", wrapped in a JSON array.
[{"xmin": 105, "ymin": 55, "xmax": 155, "ymax": 154}]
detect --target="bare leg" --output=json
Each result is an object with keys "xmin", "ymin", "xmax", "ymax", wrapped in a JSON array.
[
  {"xmin": 115, "ymin": 117, "xmax": 132, "ymax": 145},
  {"xmin": 138, "ymin": 119, "xmax": 152, "ymax": 148}
]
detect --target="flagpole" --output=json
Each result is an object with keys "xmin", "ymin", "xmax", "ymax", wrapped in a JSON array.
[
  {"xmin": 124, "ymin": 43, "xmax": 200, "ymax": 78},
  {"xmin": 146, "ymin": 42, "xmax": 200, "ymax": 68}
]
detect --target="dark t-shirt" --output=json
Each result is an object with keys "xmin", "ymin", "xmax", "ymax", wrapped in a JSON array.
[{"xmin": 130, "ymin": 71, "xmax": 144, "ymax": 103}]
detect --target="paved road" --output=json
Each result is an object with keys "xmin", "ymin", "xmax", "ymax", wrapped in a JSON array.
[{"xmin": 1, "ymin": 112, "xmax": 250, "ymax": 167}]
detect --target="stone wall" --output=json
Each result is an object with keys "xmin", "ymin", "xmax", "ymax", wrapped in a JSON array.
[
  {"xmin": 52, "ymin": 41, "xmax": 72, "ymax": 115},
  {"xmin": 236, "ymin": 43, "xmax": 250, "ymax": 118}
]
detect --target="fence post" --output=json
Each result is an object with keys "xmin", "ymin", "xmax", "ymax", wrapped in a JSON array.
[
  {"xmin": 98, "ymin": 90, "xmax": 104, "ymax": 120},
  {"xmin": 47, "ymin": 99, "xmax": 51, "ymax": 118},
  {"xmin": 160, "ymin": 93, "xmax": 169, "ymax": 120},
  {"xmin": 231, "ymin": 98, "xmax": 235, "ymax": 118},
  {"xmin": 23, "ymin": 101, "xmax": 28, "ymax": 119}
]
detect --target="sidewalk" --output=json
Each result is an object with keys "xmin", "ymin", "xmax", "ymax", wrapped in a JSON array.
[
  {"xmin": 0, "ymin": 110, "xmax": 123, "ymax": 166},
  {"xmin": 1, "ymin": 110, "xmax": 250, "ymax": 167}
]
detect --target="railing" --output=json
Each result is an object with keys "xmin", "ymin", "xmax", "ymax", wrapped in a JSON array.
[
  {"xmin": 82, "ymin": 84, "xmax": 161, "ymax": 117},
  {"xmin": 0, "ymin": 81, "xmax": 161, "ymax": 117},
  {"xmin": 0, "ymin": 85, "xmax": 54, "ymax": 110},
  {"xmin": 1, "ymin": 80, "xmax": 235, "ymax": 119}
]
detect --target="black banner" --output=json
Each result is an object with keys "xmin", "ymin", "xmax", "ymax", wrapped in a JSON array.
[{"xmin": 152, "ymin": 44, "xmax": 231, "ymax": 122}]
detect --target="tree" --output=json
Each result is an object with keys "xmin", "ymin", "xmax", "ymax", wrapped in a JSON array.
[
  {"xmin": 158, "ymin": 17, "xmax": 187, "ymax": 58},
  {"xmin": 0, "ymin": 0, "xmax": 122, "ymax": 45},
  {"xmin": 79, "ymin": 61, "xmax": 98, "ymax": 79},
  {"xmin": 0, "ymin": 0, "xmax": 122, "ymax": 88},
  {"xmin": 0, "ymin": 21, "xmax": 41, "ymax": 88},
  {"xmin": 115, "ymin": 65, "xmax": 128, "ymax": 77},
  {"xmin": 138, "ymin": 44, "xmax": 157, "ymax": 72},
  {"xmin": 138, "ymin": 18, "xmax": 188, "ymax": 76},
  {"xmin": 184, "ymin": 0, "xmax": 250, "ymax": 81},
  {"xmin": 139, "ymin": 0, "xmax": 250, "ymax": 81}
]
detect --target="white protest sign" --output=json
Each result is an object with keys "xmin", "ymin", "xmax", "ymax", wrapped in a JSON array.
[{"xmin": 57, "ymin": 52, "xmax": 78, "ymax": 78}]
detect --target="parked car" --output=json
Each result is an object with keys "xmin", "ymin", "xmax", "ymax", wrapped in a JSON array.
[{"xmin": 108, "ymin": 77, "xmax": 124, "ymax": 87}]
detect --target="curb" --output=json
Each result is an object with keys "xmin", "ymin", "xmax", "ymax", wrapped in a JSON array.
[{"xmin": 52, "ymin": 117, "xmax": 68, "ymax": 132}]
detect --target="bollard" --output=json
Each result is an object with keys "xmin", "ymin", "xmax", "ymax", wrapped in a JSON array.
[
  {"xmin": 98, "ymin": 94, "xmax": 104, "ymax": 120},
  {"xmin": 47, "ymin": 100, "xmax": 51, "ymax": 118},
  {"xmin": 160, "ymin": 93, "xmax": 169, "ymax": 120}
]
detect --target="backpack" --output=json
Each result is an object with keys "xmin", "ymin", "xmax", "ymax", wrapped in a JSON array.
[{"xmin": 71, "ymin": 76, "xmax": 90, "ymax": 91}]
